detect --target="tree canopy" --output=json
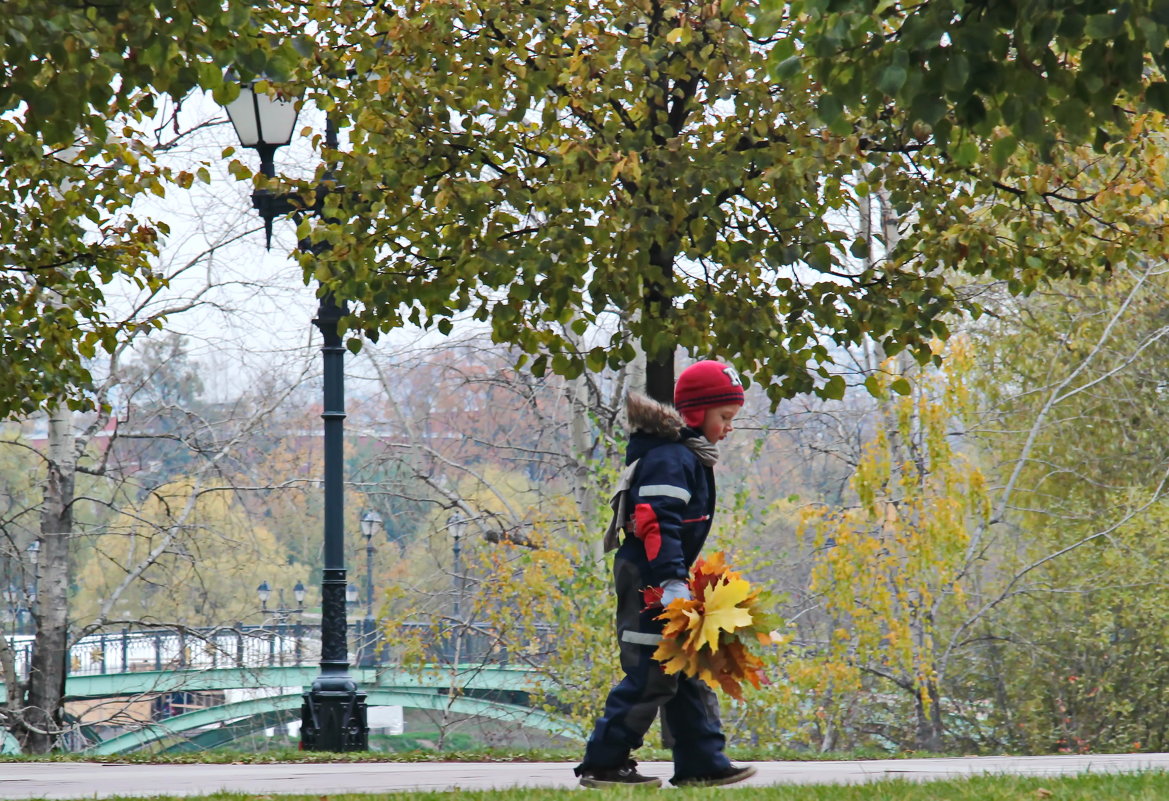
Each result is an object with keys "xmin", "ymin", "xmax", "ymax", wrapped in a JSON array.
[
  {"xmin": 273, "ymin": 0, "xmax": 1169, "ymax": 404},
  {"xmin": 6, "ymin": 0, "xmax": 1169, "ymax": 413}
]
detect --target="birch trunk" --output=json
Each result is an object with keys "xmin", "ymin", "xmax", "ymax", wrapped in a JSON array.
[{"xmin": 21, "ymin": 405, "xmax": 74, "ymax": 753}]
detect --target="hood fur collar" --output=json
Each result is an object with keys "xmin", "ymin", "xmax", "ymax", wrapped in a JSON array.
[{"xmin": 626, "ymin": 392, "xmax": 686, "ymax": 441}]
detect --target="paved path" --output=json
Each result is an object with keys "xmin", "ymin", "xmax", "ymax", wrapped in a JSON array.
[{"xmin": 2, "ymin": 754, "xmax": 1169, "ymax": 798}]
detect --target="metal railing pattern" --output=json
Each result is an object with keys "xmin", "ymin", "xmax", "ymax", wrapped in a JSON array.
[{"xmin": 5, "ymin": 620, "xmax": 552, "ymax": 679}]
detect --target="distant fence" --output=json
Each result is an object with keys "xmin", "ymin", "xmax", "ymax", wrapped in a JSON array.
[{"xmin": 6, "ymin": 620, "xmax": 553, "ymax": 680}]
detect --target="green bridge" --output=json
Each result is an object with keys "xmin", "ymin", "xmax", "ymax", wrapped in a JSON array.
[{"xmin": 0, "ymin": 626, "xmax": 580, "ymax": 755}]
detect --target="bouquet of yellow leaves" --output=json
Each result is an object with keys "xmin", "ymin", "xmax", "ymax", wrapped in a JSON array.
[{"xmin": 652, "ymin": 552, "xmax": 780, "ymax": 700}]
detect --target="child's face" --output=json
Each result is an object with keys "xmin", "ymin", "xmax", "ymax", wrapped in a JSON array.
[{"xmin": 700, "ymin": 403, "xmax": 741, "ymax": 443}]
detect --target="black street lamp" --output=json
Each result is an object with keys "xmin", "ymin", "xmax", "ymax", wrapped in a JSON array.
[
  {"xmin": 358, "ymin": 510, "xmax": 381, "ymax": 668},
  {"xmin": 223, "ymin": 79, "xmax": 368, "ymax": 751},
  {"xmin": 222, "ymin": 79, "xmax": 300, "ymax": 248}
]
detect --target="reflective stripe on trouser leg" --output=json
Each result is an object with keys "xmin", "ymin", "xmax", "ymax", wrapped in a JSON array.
[{"xmin": 582, "ymin": 558, "xmax": 670, "ymax": 767}]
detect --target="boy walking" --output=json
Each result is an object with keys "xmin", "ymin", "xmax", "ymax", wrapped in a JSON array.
[{"xmin": 575, "ymin": 360, "xmax": 758, "ymax": 788}]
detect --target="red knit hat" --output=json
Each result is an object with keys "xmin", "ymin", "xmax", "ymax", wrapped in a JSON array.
[{"xmin": 674, "ymin": 360, "xmax": 745, "ymax": 427}]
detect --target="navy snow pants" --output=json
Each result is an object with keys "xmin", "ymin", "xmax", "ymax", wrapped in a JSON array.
[{"xmin": 577, "ymin": 556, "xmax": 730, "ymax": 781}]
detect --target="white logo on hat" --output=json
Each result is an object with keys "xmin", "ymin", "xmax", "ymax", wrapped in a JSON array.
[{"xmin": 723, "ymin": 366, "xmax": 742, "ymax": 386}]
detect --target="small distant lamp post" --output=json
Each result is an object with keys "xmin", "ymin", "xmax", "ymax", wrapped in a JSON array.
[
  {"xmin": 223, "ymin": 77, "xmax": 367, "ymax": 750},
  {"xmin": 446, "ymin": 515, "xmax": 465, "ymax": 663},
  {"xmin": 256, "ymin": 581, "xmax": 272, "ymax": 613},
  {"xmin": 451, "ymin": 520, "xmax": 463, "ymax": 623},
  {"xmin": 359, "ymin": 510, "xmax": 381, "ymax": 667},
  {"xmin": 257, "ymin": 581, "xmax": 308, "ymax": 664},
  {"xmin": 26, "ymin": 541, "xmax": 40, "ymax": 634},
  {"xmin": 359, "ymin": 512, "xmax": 380, "ymax": 621}
]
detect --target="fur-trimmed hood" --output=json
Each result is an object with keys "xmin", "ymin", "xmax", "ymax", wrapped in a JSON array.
[{"xmin": 626, "ymin": 392, "xmax": 686, "ymax": 441}]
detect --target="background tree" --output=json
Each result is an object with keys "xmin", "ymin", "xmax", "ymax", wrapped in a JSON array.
[
  {"xmin": 74, "ymin": 477, "xmax": 310, "ymax": 627},
  {"xmin": 950, "ymin": 258, "xmax": 1169, "ymax": 753},
  {"xmin": 0, "ymin": 0, "xmax": 300, "ymax": 418},
  {"xmin": 798, "ymin": 344, "xmax": 989, "ymax": 752}
]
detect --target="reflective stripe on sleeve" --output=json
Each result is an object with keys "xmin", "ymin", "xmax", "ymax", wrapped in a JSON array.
[
  {"xmin": 638, "ymin": 484, "xmax": 692, "ymax": 503},
  {"xmin": 621, "ymin": 630, "xmax": 664, "ymax": 646}
]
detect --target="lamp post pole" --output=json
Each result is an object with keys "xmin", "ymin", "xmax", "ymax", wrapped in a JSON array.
[{"xmin": 223, "ymin": 80, "xmax": 367, "ymax": 750}]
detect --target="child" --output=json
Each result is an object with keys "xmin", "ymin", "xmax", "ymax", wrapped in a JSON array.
[{"xmin": 575, "ymin": 360, "xmax": 758, "ymax": 788}]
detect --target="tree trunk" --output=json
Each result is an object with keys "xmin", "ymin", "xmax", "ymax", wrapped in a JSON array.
[
  {"xmin": 568, "ymin": 376, "xmax": 606, "ymax": 561},
  {"xmin": 643, "ymin": 243, "xmax": 676, "ymax": 403},
  {"xmin": 21, "ymin": 405, "xmax": 74, "ymax": 753},
  {"xmin": 913, "ymin": 677, "xmax": 945, "ymax": 753},
  {"xmin": 645, "ymin": 349, "xmax": 674, "ymax": 406}
]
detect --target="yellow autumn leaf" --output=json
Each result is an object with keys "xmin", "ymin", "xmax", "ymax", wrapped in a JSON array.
[
  {"xmin": 660, "ymin": 602, "xmax": 701, "ymax": 640},
  {"xmin": 695, "ymin": 577, "xmax": 755, "ymax": 651}
]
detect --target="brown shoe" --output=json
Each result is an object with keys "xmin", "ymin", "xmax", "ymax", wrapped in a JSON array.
[
  {"xmin": 578, "ymin": 760, "xmax": 662, "ymax": 788},
  {"xmin": 672, "ymin": 764, "xmax": 757, "ymax": 787}
]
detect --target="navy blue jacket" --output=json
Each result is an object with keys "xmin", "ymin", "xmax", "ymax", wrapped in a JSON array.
[{"xmin": 617, "ymin": 427, "xmax": 716, "ymax": 586}]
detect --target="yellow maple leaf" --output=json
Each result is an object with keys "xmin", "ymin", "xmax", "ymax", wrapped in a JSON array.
[
  {"xmin": 695, "ymin": 576, "xmax": 755, "ymax": 651},
  {"xmin": 660, "ymin": 602, "xmax": 701, "ymax": 641},
  {"xmin": 655, "ymin": 643, "xmax": 689, "ymax": 674}
]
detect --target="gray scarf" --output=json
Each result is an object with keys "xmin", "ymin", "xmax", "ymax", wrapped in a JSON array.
[{"xmin": 683, "ymin": 435, "xmax": 719, "ymax": 467}]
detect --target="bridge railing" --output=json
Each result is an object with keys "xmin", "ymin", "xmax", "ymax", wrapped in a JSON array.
[{"xmin": 6, "ymin": 619, "xmax": 553, "ymax": 679}]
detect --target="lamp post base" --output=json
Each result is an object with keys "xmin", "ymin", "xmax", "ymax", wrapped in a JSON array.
[{"xmin": 300, "ymin": 677, "xmax": 368, "ymax": 751}]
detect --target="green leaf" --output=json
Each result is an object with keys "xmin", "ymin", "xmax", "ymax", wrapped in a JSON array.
[
  {"xmin": 863, "ymin": 374, "xmax": 885, "ymax": 399},
  {"xmin": 817, "ymin": 93, "xmax": 842, "ymax": 124},
  {"xmin": 772, "ymin": 55, "xmax": 802, "ymax": 81},
  {"xmin": 876, "ymin": 63, "xmax": 908, "ymax": 96},
  {"xmin": 821, "ymin": 375, "xmax": 846, "ymax": 400},
  {"xmin": 952, "ymin": 140, "xmax": 980, "ymax": 167},
  {"xmin": 990, "ymin": 135, "xmax": 1017, "ymax": 168},
  {"xmin": 1085, "ymin": 13, "xmax": 1120, "ymax": 40},
  {"xmin": 890, "ymin": 378, "xmax": 911, "ymax": 396},
  {"xmin": 752, "ymin": 10, "xmax": 786, "ymax": 39},
  {"xmin": 1146, "ymin": 81, "xmax": 1169, "ymax": 114}
]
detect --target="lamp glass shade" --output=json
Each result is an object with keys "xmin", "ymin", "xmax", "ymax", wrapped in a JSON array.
[
  {"xmin": 293, "ymin": 581, "xmax": 306, "ymax": 604},
  {"xmin": 447, "ymin": 514, "xmax": 465, "ymax": 538},
  {"xmin": 360, "ymin": 510, "xmax": 382, "ymax": 540},
  {"xmin": 346, "ymin": 583, "xmax": 359, "ymax": 604},
  {"xmin": 224, "ymin": 83, "xmax": 300, "ymax": 148},
  {"xmin": 256, "ymin": 581, "xmax": 271, "ymax": 604}
]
